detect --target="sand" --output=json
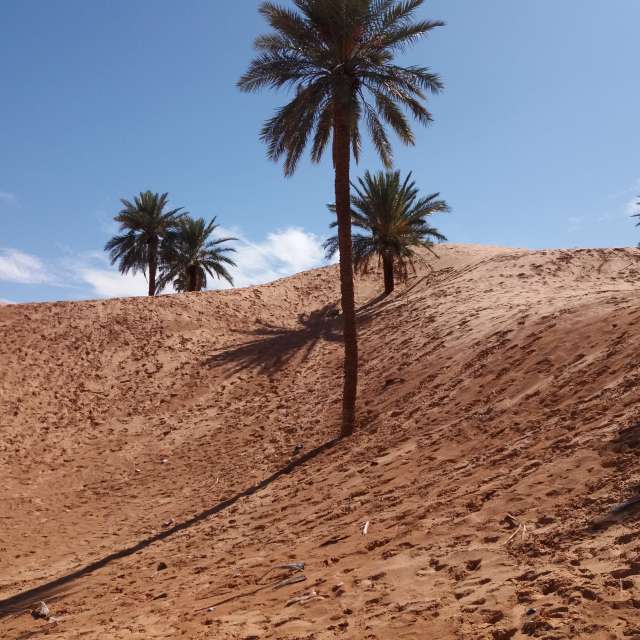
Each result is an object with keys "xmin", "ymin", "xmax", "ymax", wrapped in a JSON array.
[{"xmin": 1, "ymin": 243, "xmax": 639, "ymax": 639}]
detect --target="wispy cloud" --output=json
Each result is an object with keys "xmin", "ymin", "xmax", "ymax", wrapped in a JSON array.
[
  {"xmin": 567, "ymin": 215, "xmax": 583, "ymax": 232},
  {"xmin": 0, "ymin": 226, "xmax": 331, "ymax": 301},
  {"xmin": 76, "ymin": 226, "xmax": 329, "ymax": 296},
  {"xmin": 0, "ymin": 247, "xmax": 146, "ymax": 298},
  {"xmin": 609, "ymin": 177, "xmax": 639, "ymax": 217},
  {"xmin": 0, "ymin": 191, "xmax": 17, "ymax": 206},
  {"xmin": 79, "ymin": 267, "xmax": 149, "ymax": 298},
  {"xmin": 607, "ymin": 177, "xmax": 640, "ymax": 200},
  {"xmin": 599, "ymin": 179, "xmax": 640, "ymax": 224},
  {"xmin": 57, "ymin": 250, "xmax": 148, "ymax": 298},
  {"xmin": 625, "ymin": 197, "xmax": 639, "ymax": 216},
  {"xmin": 212, "ymin": 227, "xmax": 327, "ymax": 289},
  {"xmin": 0, "ymin": 249, "xmax": 53, "ymax": 284}
]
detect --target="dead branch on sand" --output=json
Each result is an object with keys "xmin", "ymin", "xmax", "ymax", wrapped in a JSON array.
[
  {"xmin": 194, "ymin": 562, "xmax": 307, "ymax": 612},
  {"xmin": 504, "ymin": 514, "xmax": 528, "ymax": 546}
]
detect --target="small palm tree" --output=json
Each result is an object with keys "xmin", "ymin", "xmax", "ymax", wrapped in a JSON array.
[
  {"xmin": 324, "ymin": 170, "xmax": 449, "ymax": 294},
  {"xmin": 158, "ymin": 216, "xmax": 237, "ymax": 292},
  {"xmin": 633, "ymin": 196, "xmax": 640, "ymax": 248},
  {"xmin": 239, "ymin": 0, "xmax": 444, "ymax": 436},
  {"xmin": 105, "ymin": 191, "xmax": 184, "ymax": 296}
]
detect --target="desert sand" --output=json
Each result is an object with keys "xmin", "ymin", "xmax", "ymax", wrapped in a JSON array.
[{"xmin": 1, "ymin": 243, "xmax": 639, "ymax": 639}]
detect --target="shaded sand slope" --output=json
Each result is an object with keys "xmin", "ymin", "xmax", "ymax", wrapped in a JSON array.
[{"xmin": 1, "ymin": 244, "xmax": 640, "ymax": 639}]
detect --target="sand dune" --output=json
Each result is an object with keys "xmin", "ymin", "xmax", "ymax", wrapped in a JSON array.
[{"xmin": 1, "ymin": 243, "xmax": 640, "ymax": 639}]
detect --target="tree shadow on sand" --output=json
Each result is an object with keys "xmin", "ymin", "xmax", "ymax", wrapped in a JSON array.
[
  {"xmin": 205, "ymin": 300, "xmax": 382, "ymax": 376},
  {"xmin": 581, "ymin": 422, "xmax": 640, "ymax": 536},
  {"xmin": 0, "ymin": 294, "xmax": 393, "ymax": 621},
  {"xmin": 0, "ymin": 438, "xmax": 341, "ymax": 620}
]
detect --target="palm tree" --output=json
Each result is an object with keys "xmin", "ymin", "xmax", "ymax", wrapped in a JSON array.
[
  {"xmin": 238, "ymin": 0, "xmax": 444, "ymax": 437},
  {"xmin": 324, "ymin": 170, "xmax": 449, "ymax": 294},
  {"xmin": 158, "ymin": 216, "xmax": 237, "ymax": 292},
  {"xmin": 633, "ymin": 196, "xmax": 640, "ymax": 248},
  {"xmin": 105, "ymin": 191, "xmax": 184, "ymax": 296}
]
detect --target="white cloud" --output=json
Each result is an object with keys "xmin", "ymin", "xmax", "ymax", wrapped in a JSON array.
[
  {"xmin": 0, "ymin": 191, "xmax": 17, "ymax": 206},
  {"xmin": 73, "ymin": 227, "xmax": 328, "ymax": 297},
  {"xmin": 0, "ymin": 249, "xmax": 53, "ymax": 284},
  {"xmin": 0, "ymin": 248, "xmax": 147, "ymax": 298},
  {"xmin": 604, "ymin": 179, "xmax": 640, "ymax": 221},
  {"xmin": 0, "ymin": 226, "xmax": 331, "ymax": 301},
  {"xmin": 212, "ymin": 227, "xmax": 327, "ymax": 289},
  {"xmin": 79, "ymin": 268, "xmax": 149, "ymax": 298},
  {"xmin": 264, "ymin": 228, "xmax": 325, "ymax": 272}
]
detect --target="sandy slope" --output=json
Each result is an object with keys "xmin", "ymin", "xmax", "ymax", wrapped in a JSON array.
[{"xmin": 1, "ymin": 243, "xmax": 639, "ymax": 639}]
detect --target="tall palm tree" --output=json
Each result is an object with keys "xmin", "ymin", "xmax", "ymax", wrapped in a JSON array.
[
  {"xmin": 158, "ymin": 216, "xmax": 237, "ymax": 292},
  {"xmin": 324, "ymin": 170, "xmax": 449, "ymax": 294},
  {"xmin": 105, "ymin": 191, "xmax": 184, "ymax": 296},
  {"xmin": 238, "ymin": 0, "xmax": 444, "ymax": 437}
]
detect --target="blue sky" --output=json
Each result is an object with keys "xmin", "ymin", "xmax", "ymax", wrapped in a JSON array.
[{"xmin": 1, "ymin": 0, "xmax": 639, "ymax": 303}]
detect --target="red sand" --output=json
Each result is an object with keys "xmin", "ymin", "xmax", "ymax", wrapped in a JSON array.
[{"xmin": 1, "ymin": 243, "xmax": 639, "ymax": 639}]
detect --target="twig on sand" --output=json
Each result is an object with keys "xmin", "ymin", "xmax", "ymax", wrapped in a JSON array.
[
  {"xmin": 272, "ymin": 575, "xmax": 307, "ymax": 590},
  {"xmin": 193, "ymin": 570, "xmax": 307, "ymax": 613},
  {"xmin": 504, "ymin": 514, "xmax": 528, "ymax": 546},
  {"xmin": 286, "ymin": 589, "xmax": 324, "ymax": 607},
  {"xmin": 505, "ymin": 525, "xmax": 522, "ymax": 545},
  {"xmin": 194, "ymin": 561, "xmax": 307, "ymax": 613},
  {"xmin": 194, "ymin": 586, "xmax": 264, "ymax": 613},
  {"xmin": 362, "ymin": 521, "xmax": 370, "ymax": 536},
  {"xmin": 277, "ymin": 562, "xmax": 305, "ymax": 572},
  {"xmin": 256, "ymin": 562, "xmax": 305, "ymax": 584}
]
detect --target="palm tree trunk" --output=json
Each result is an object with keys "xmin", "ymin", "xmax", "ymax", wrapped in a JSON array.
[
  {"xmin": 333, "ymin": 105, "xmax": 358, "ymax": 438},
  {"xmin": 382, "ymin": 254, "xmax": 395, "ymax": 295},
  {"xmin": 148, "ymin": 237, "xmax": 158, "ymax": 297},
  {"xmin": 188, "ymin": 265, "xmax": 198, "ymax": 292}
]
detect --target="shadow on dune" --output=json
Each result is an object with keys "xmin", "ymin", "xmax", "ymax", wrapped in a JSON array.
[
  {"xmin": 586, "ymin": 500, "xmax": 640, "ymax": 536},
  {"xmin": 205, "ymin": 298, "xmax": 387, "ymax": 375},
  {"xmin": 609, "ymin": 422, "xmax": 640, "ymax": 453},
  {"xmin": 205, "ymin": 303, "xmax": 343, "ymax": 375},
  {"xmin": 0, "ymin": 437, "xmax": 342, "ymax": 619},
  {"xmin": 583, "ymin": 422, "xmax": 640, "ymax": 540}
]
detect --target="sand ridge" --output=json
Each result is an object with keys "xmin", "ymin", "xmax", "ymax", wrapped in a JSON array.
[{"xmin": 1, "ymin": 243, "xmax": 640, "ymax": 638}]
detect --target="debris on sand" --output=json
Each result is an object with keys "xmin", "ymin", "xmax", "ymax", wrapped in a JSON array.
[
  {"xmin": 31, "ymin": 601, "xmax": 50, "ymax": 620},
  {"xmin": 611, "ymin": 495, "xmax": 640, "ymax": 514},
  {"xmin": 4, "ymin": 245, "xmax": 640, "ymax": 638}
]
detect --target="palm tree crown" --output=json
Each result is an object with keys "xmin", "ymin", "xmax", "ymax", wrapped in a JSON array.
[
  {"xmin": 324, "ymin": 170, "xmax": 449, "ymax": 293},
  {"xmin": 238, "ymin": 0, "xmax": 445, "ymax": 174},
  {"xmin": 105, "ymin": 191, "xmax": 184, "ymax": 296},
  {"xmin": 158, "ymin": 217, "xmax": 237, "ymax": 293}
]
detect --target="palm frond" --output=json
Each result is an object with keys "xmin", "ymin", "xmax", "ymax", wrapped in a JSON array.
[
  {"xmin": 159, "ymin": 215, "xmax": 237, "ymax": 292},
  {"xmin": 240, "ymin": 0, "xmax": 445, "ymax": 173},
  {"xmin": 104, "ymin": 191, "xmax": 183, "ymax": 283},
  {"xmin": 325, "ymin": 169, "xmax": 449, "ymax": 279}
]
